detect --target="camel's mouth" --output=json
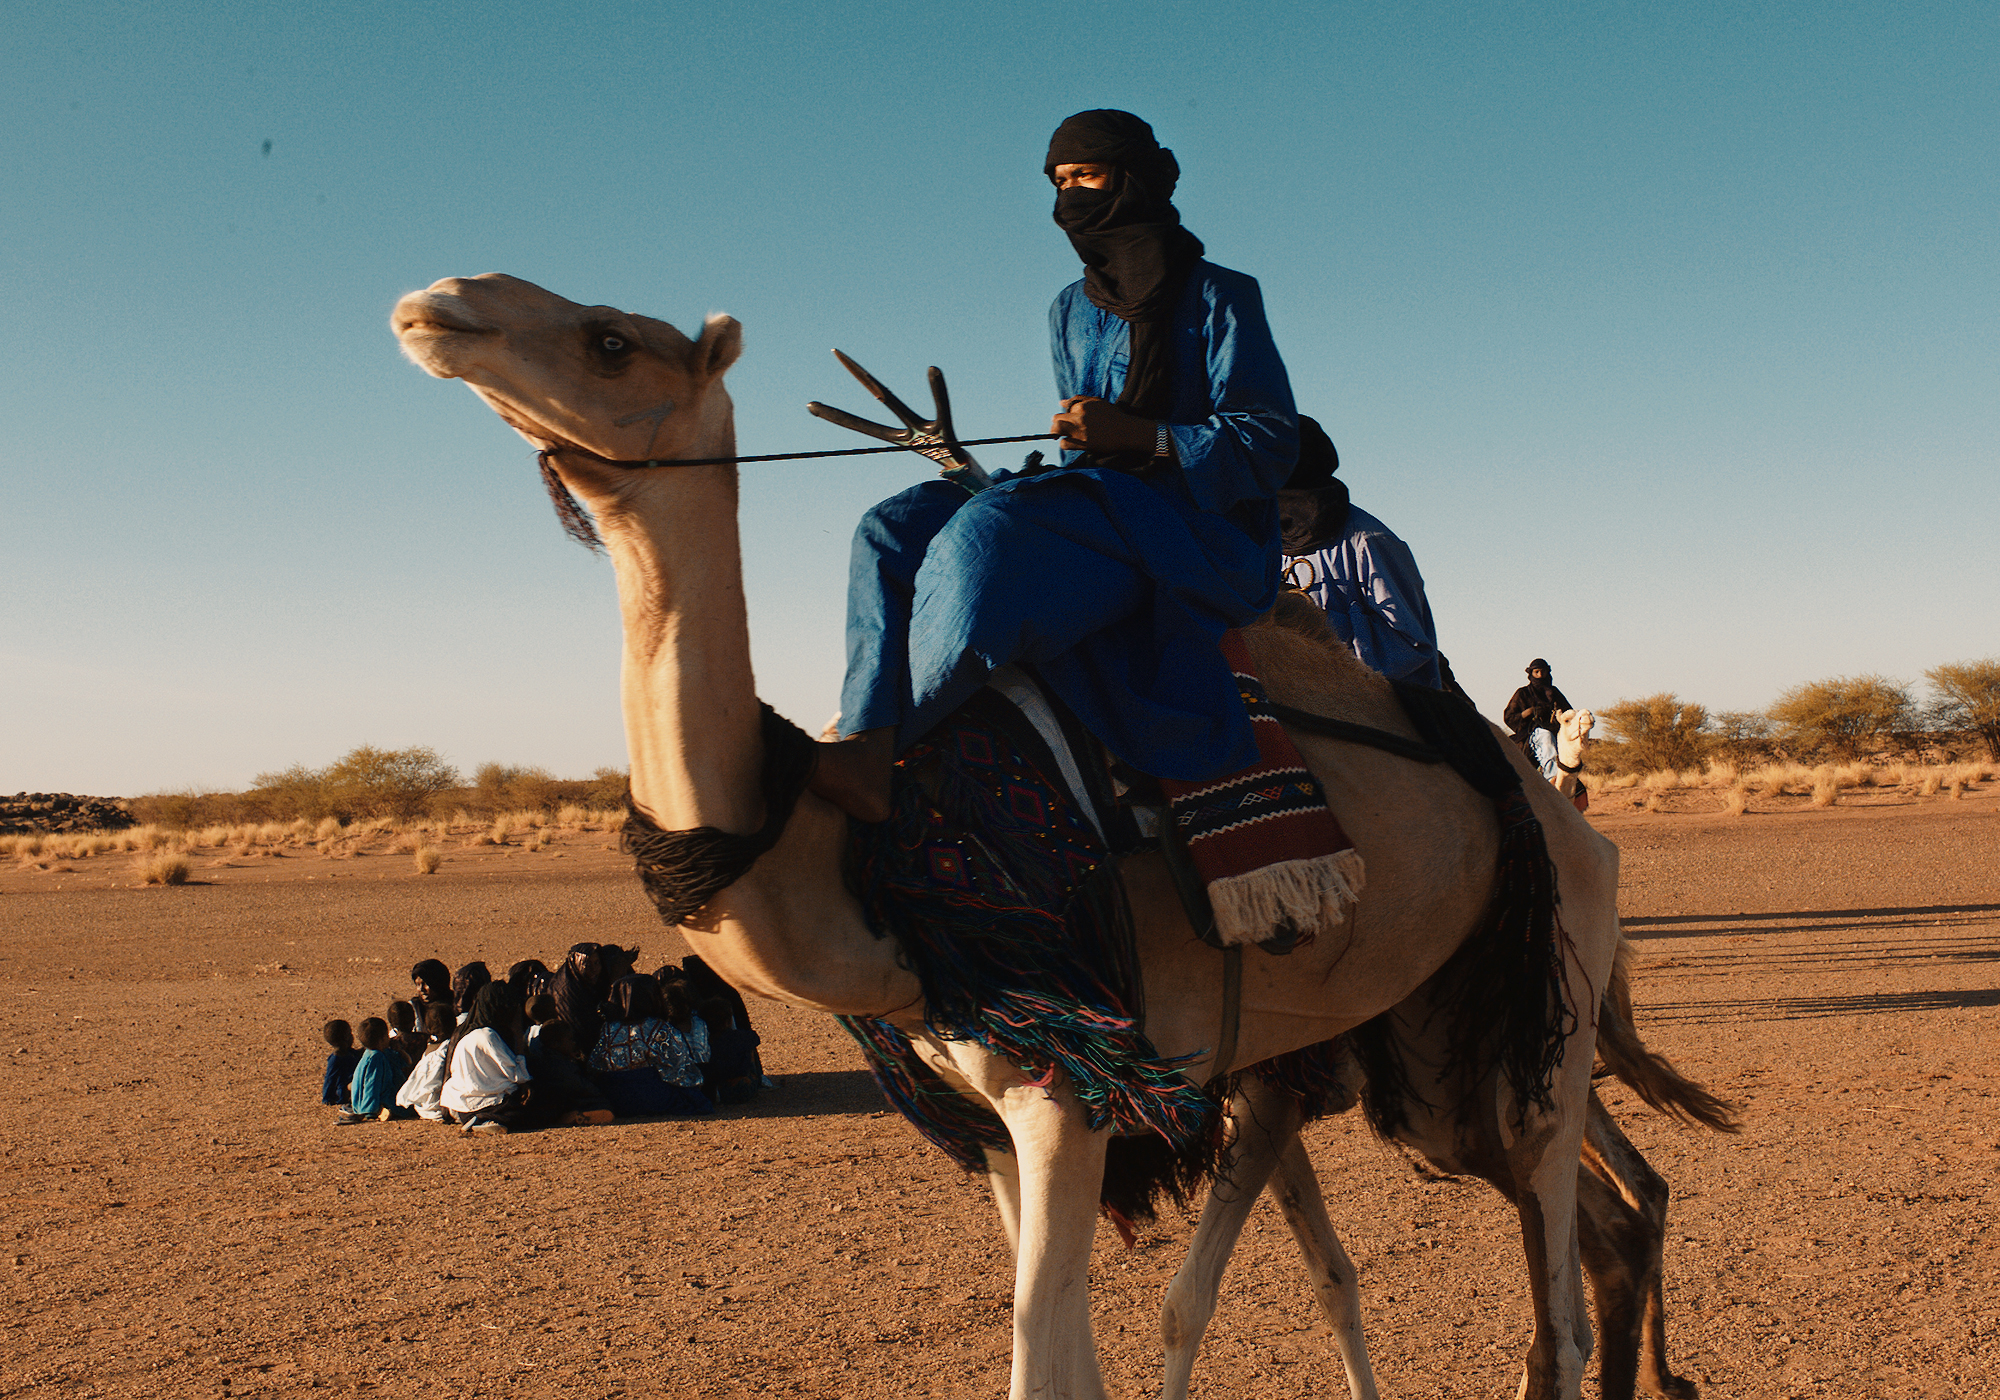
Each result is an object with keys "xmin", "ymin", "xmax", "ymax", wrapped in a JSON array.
[{"xmin": 391, "ymin": 290, "xmax": 499, "ymax": 343}]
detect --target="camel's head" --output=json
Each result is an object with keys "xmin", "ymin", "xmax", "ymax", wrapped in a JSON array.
[
  {"xmin": 1555, "ymin": 708, "xmax": 1596, "ymax": 762},
  {"xmin": 392, "ymin": 273, "xmax": 742, "ymax": 468}
]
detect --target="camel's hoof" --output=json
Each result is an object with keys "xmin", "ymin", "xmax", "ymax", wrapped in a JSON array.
[{"xmin": 1646, "ymin": 1376, "xmax": 1699, "ymax": 1400}]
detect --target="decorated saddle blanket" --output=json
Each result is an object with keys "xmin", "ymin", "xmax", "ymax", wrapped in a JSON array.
[
  {"xmin": 839, "ymin": 686, "xmax": 1217, "ymax": 1168},
  {"xmin": 1158, "ymin": 630, "xmax": 1364, "ymax": 949}
]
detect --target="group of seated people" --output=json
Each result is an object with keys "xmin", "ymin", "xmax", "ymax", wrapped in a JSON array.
[{"xmin": 316, "ymin": 943, "xmax": 768, "ymax": 1136}]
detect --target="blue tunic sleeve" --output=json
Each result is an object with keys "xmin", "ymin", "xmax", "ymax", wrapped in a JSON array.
[{"xmin": 1050, "ymin": 264, "xmax": 1298, "ymax": 521}]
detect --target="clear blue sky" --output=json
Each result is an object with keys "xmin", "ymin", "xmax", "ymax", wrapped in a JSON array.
[{"xmin": 4, "ymin": 0, "xmax": 1994, "ymax": 796}]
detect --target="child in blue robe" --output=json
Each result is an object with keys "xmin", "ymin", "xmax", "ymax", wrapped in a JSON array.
[{"xmin": 319, "ymin": 1020, "xmax": 361, "ymax": 1108}]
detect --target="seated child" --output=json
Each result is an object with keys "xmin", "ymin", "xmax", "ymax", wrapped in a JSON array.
[
  {"xmin": 588, "ymin": 976, "xmax": 713, "ymax": 1118},
  {"xmin": 386, "ymin": 1000, "xmax": 424, "ymax": 1067},
  {"xmin": 682, "ymin": 953, "xmax": 771, "ymax": 1088},
  {"xmin": 441, "ymin": 983, "xmax": 533, "ymax": 1136},
  {"xmin": 526, "ymin": 1022, "xmax": 614, "ymax": 1126},
  {"xmin": 524, "ymin": 992, "xmax": 559, "ymax": 1050},
  {"xmin": 320, "ymin": 1020, "xmax": 362, "ymax": 1107},
  {"xmin": 395, "ymin": 1003, "xmax": 457, "ymax": 1122},
  {"xmin": 696, "ymin": 994, "xmax": 763, "ymax": 1105},
  {"xmin": 339, "ymin": 1017, "xmax": 413, "ymax": 1124}
]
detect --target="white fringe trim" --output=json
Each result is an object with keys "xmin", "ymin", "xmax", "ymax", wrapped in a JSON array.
[{"xmin": 1208, "ymin": 849, "xmax": 1366, "ymax": 948}]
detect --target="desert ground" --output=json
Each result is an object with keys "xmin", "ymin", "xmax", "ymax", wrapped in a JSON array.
[{"xmin": 3, "ymin": 786, "xmax": 1995, "ymax": 1399}]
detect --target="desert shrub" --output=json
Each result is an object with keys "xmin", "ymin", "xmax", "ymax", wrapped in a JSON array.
[
  {"xmin": 140, "ymin": 853, "xmax": 190, "ymax": 885},
  {"xmin": 1702, "ymin": 758, "xmax": 1739, "ymax": 788},
  {"xmin": 1708, "ymin": 710, "xmax": 1777, "ymax": 764},
  {"xmin": 414, "ymin": 845, "xmax": 442, "ymax": 874},
  {"xmin": 1926, "ymin": 659, "xmax": 2000, "ymax": 760},
  {"xmin": 585, "ymin": 766, "xmax": 630, "ymax": 810},
  {"xmin": 314, "ymin": 816, "xmax": 344, "ymax": 841},
  {"xmin": 1768, "ymin": 675, "xmax": 1912, "ymax": 760},
  {"xmin": 251, "ymin": 746, "xmax": 459, "ymax": 821},
  {"xmin": 1810, "ymin": 766, "xmax": 1838, "ymax": 807},
  {"xmin": 1600, "ymin": 694, "xmax": 1711, "ymax": 774},
  {"xmin": 1721, "ymin": 785, "xmax": 1748, "ymax": 817}
]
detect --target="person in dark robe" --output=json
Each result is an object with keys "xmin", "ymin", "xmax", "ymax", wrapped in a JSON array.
[
  {"xmin": 505, "ymin": 959, "xmax": 552, "ymax": 1000},
  {"xmin": 408, "ymin": 959, "xmax": 452, "ymax": 1024},
  {"xmin": 450, "ymin": 961, "xmax": 491, "ymax": 1019},
  {"xmin": 1505, "ymin": 658, "xmax": 1574, "ymax": 780},
  {"xmin": 811, "ymin": 109, "xmax": 1297, "ymax": 822}
]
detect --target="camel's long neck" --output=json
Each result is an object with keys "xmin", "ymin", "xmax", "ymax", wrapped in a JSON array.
[
  {"xmin": 588, "ymin": 429, "xmax": 921, "ymax": 1018},
  {"xmin": 599, "ymin": 457, "xmax": 762, "ymax": 833}
]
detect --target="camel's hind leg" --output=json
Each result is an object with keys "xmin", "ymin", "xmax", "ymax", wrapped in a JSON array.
[
  {"xmin": 1267, "ymin": 1134, "xmax": 1380, "ymax": 1400},
  {"xmin": 1579, "ymin": 1095, "xmax": 1700, "ymax": 1399},
  {"xmin": 1159, "ymin": 1082, "xmax": 1379, "ymax": 1400}
]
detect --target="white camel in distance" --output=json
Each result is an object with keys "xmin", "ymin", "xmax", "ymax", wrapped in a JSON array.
[
  {"xmin": 391, "ymin": 271, "xmax": 1624, "ymax": 1400},
  {"xmin": 1556, "ymin": 707, "xmax": 1596, "ymax": 811}
]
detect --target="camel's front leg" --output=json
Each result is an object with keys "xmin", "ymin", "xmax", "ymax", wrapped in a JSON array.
[
  {"xmin": 986, "ymin": 1147, "xmax": 1024, "ymax": 1259},
  {"xmin": 994, "ymin": 1078, "xmax": 1112, "ymax": 1400}
]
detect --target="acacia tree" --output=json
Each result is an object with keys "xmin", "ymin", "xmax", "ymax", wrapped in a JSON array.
[
  {"xmin": 1927, "ymin": 658, "xmax": 2000, "ymax": 759},
  {"xmin": 1766, "ymin": 675, "xmax": 1912, "ymax": 759},
  {"xmin": 1599, "ymin": 693, "xmax": 1711, "ymax": 772},
  {"xmin": 322, "ymin": 746, "xmax": 461, "ymax": 819}
]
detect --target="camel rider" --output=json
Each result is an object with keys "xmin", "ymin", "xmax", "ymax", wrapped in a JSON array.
[
  {"xmin": 1277, "ymin": 417, "xmax": 1444, "ymax": 690},
  {"xmin": 811, "ymin": 109, "xmax": 1299, "ymax": 822},
  {"xmin": 1505, "ymin": 658, "xmax": 1573, "ymax": 782}
]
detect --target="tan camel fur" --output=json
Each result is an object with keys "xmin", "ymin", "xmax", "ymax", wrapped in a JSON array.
[
  {"xmin": 392, "ymin": 272, "xmax": 1625, "ymax": 1400},
  {"xmin": 1159, "ymin": 942, "xmax": 1734, "ymax": 1400}
]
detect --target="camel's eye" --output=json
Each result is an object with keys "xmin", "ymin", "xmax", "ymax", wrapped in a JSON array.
[{"xmin": 599, "ymin": 334, "xmax": 626, "ymax": 353}]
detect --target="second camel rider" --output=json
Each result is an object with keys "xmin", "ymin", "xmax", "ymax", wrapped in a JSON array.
[{"xmin": 811, "ymin": 109, "xmax": 1300, "ymax": 821}]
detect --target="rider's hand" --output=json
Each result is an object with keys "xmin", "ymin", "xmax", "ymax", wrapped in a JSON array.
[{"xmin": 1052, "ymin": 396, "xmax": 1157, "ymax": 456}]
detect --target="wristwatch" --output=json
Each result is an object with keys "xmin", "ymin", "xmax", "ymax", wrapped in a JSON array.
[{"xmin": 1153, "ymin": 423, "xmax": 1173, "ymax": 458}]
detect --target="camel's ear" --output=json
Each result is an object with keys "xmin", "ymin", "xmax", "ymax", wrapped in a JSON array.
[{"xmin": 694, "ymin": 313, "xmax": 742, "ymax": 380}]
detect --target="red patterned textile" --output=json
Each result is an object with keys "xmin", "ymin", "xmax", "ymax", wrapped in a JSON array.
[{"xmin": 1158, "ymin": 630, "xmax": 1364, "ymax": 947}]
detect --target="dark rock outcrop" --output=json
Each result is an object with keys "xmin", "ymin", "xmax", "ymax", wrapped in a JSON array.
[{"xmin": 0, "ymin": 793, "xmax": 137, "ymax": 836}]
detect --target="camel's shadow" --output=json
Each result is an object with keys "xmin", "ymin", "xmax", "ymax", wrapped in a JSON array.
[{"xmin": 717, "ymin": 1069, "xmax": 885, "ymax": 1121}]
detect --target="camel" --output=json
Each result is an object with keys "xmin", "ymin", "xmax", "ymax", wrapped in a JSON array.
[
  {"xmin": 1159, "ymin": 942, "xmax": 1734, "ymax": 1400},
  {"xmin": 390, "ymin": 272, "xmax": 1625, "ymax": 1400},
  {"xmin": 1554, "ymin": 708, "xmax": 1596, "ymax": 810}
]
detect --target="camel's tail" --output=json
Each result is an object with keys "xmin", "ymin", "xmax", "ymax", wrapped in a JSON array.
[{"xmin": 1595, "ymin": 937, "xmax": 1740, "ymax": 1133}]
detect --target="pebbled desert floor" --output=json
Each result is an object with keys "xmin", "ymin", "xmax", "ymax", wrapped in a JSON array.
[{"xmin": 3, "ymin": 790, "xmax": 1995, "ymax": 1399}]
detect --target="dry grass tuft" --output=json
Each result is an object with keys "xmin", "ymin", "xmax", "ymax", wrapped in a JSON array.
[
  {"xmin": 1810, "ymin": 766, "xmax": 1838, "ymax": 807},
  {"xmin": 391, "ymin": 832, "xmax": 421, "ymax": 853},
  {"xmin": 1918, "ymin": 768, "xmax": 1944, "ymax": 797},
  {"xmin": 413, "ymin": 845, "xmax": 442, "ymax": 875},
  {"xmin": 1704, "ymin": 759, "xmax": 1739, "ymax": 789},
  {"xmin": 1641, "ymin": 792, "xmax": 1665, "ymax": 813},
  {"xmin": 139, "ymin": 853, "xmax": 191, "ymax": 886},
  {"xmin": 1721, "ymin": 785, "xmax": 1749, "ymax": 817},
  {"xmin": 314, "ymin": 817, "xmax": 344, "ymax": 842}
]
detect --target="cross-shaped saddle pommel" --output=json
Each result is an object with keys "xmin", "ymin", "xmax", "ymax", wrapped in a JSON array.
[{"xmin": 807, "ymin": 351, "xmax": 993, "ymax": 494}]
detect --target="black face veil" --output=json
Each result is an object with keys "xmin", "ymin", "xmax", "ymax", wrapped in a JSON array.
[{"xmin": 1045, "ymin": 110, "xmax": 1205, "ymax": 429}]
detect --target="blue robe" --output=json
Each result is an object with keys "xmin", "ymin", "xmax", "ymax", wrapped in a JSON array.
[
  {"xmin": 1283, "ymin": 503, "xmax": 1442, "ymax": 688},
  {"xmin": 838, "ymin": 262, "xmax": 1297, "ymax": 781}
]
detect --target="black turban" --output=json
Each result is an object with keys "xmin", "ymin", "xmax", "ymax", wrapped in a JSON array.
[
  {"xmin": 1045, "ymin": 110, "xmax": 1205, "ymax": 433},
  {"xmin": 1283, "ymin": 416, "xmax": 1341, "ymax": 490}
]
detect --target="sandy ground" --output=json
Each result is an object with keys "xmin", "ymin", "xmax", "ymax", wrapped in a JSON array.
[{"xmin": 2, "ymin": 789, "xmax": 1995, "ymax": 1399}]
